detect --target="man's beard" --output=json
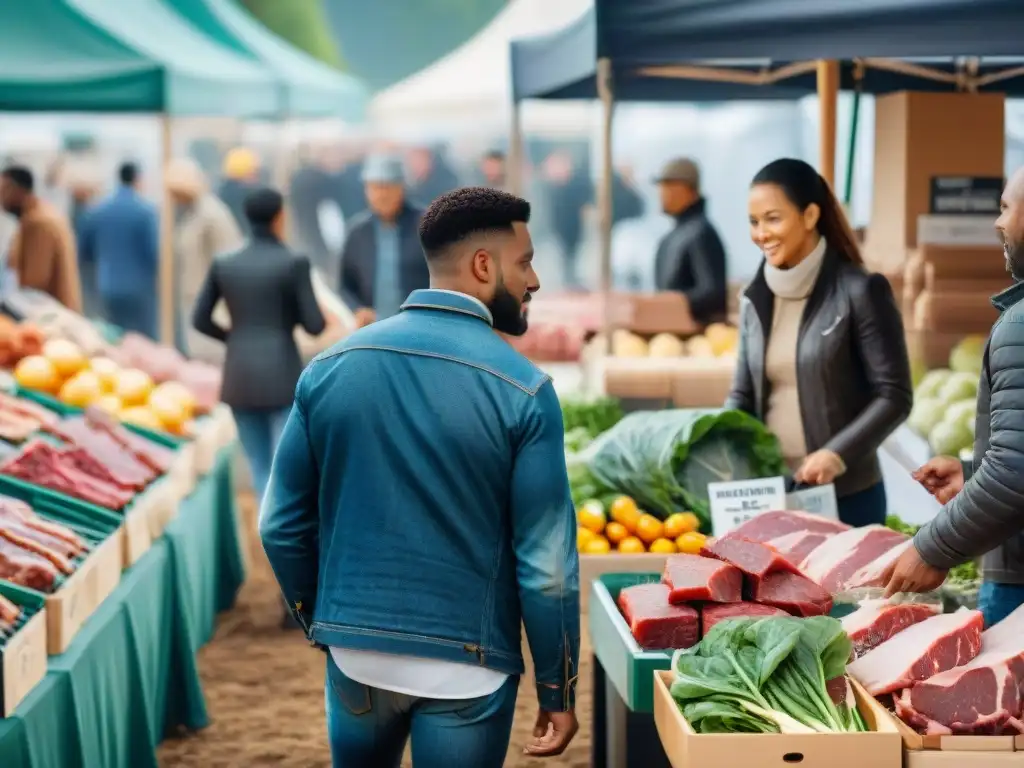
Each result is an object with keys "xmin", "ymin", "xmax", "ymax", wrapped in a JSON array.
[
  {"xmin": 1005, "ymin": 239, "xmax": 1024, "ymax": 282},
  {"xmin": 489, "ymin": 278, "xmax": 529, "ymax": 336}
]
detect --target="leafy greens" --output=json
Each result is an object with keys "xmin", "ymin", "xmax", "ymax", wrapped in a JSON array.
[{"xmin": 670, "ymin": 615, "xmax": 866, "ymax": 734}]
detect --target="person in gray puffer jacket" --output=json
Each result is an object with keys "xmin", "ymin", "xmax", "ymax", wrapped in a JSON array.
[{"xmin": 885, "ymin": 167, "xmax": 1024, "ymax": 627}]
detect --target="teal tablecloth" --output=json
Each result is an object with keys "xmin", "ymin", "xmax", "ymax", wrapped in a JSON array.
[{"xmin": 0, "ymin": 447, "xmax": 245, "ymax": 768}]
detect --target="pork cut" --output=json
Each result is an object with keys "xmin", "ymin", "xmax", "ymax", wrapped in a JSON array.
[
  {"xmin": 0, "ymin": 593, "xmax": 20, "ymax": 624},
  {"xmin": 50, "ymin": 418, "xmax": 155, "ymax": 488},
  {"xmin": 722, "ymin": 510, "xmax": 850, "ymax": 543},
  {"xmin": 895, "ymin": 604, "xmax": 1024, "ymax": 735},
  {"xmin": 846, "ymin": 609, "xmax": 984, "ymax": 695},
  {"xmin": 751, "ymin": 571, "xmax": 833, "ymax": 617},
  {"xmin": 701, "ymin": 602, "xmax": 788, "ymax": 634},
  {"xmin": 662, "ymin": 555, "xmax": 742, "ymax": 604},
  {"xmin": 81, "ymin": 412, "xmax": 175, "ymax": 473},
  {"xmin": 841, "ymin": 600, "xmax": 940, "ymax": 656},
  {"xmin": 766, "ymin": 530, "xmax": 831, "ymax": 565},
  {"xmin": 799, "ymin": 525, "xmax": 909, "ymax": 594},
  {"xmin": 701, "ymin": 536, "xmax": 803, "ymax": 587},
  {"xmin": 617, "ymin": 583, "xmax": 699, "ymax": 650},
  {"xmin": 0, "ymin": 537, "xmax": 59, "ymax": 591}
]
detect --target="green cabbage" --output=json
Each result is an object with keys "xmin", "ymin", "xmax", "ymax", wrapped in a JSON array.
[
  {"xmin": 949, "ymin": 336, "xmax": 986, "ymax": 375},
  {"xmin": 937, "ymin": 372, "xmax": 978, "ymax": 406},
  {"xmin": 929, "ymin": 419, "xmax": 973, "ymax": 456},
  {"xmin": 915, "ymin": 369, "xmax": 952, "ymax": 399},
  {"xmin": 908, "ymin": 397, "xmax": 945, "ymax": 436}
]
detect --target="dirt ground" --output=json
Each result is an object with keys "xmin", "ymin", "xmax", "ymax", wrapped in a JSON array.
[{"xmin": 157, "ymin": 496, "xmax": 593, "ymax": 767}]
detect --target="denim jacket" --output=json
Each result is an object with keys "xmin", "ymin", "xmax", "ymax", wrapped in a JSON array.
[{"xmin": 259, "ymin": 288, "xmax": 581, "ymax": 711}]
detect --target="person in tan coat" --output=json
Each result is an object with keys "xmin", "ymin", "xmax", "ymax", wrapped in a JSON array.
[
  {"xmin": 0, "ymin": 165, "xmax": 82, "ymax": 311},
  {"xmin": 166, "ymin": 158, "xmax": 243, "ymax": 362}
]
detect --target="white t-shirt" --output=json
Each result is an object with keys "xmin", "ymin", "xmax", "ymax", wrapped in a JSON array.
[{"xmin": 331, "ymin": 290, "xmax": 508, "ymax": 700}]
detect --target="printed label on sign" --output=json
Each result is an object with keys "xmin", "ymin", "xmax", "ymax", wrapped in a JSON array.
[
  {"xmin": 708, "ymin": 477, "xmax": 787, "ymax": 536},
  {"xmin": 786, "ymin": 484, "xmax": 839, "ymax": 521}
]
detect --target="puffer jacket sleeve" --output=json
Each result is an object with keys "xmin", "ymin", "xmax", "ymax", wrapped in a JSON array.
[{"xmin": 915, "ymin": 316, "xmax": 1024, "ymax": 569}]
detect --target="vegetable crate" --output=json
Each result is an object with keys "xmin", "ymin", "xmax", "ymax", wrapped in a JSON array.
[
  {"xmin": 0, "ymin": 478, "xmax": 123, "ymax": 653},
  {"xmin": 0, "ymin": 581, "xmax": 46, "ymax": 716},
  {"xmin": 589, "ymin": 573, "xmax": 674, "ymax": 714},
  {"xmin": 652, "ymin": 670, "xmax": 902, "ymax": 768}
]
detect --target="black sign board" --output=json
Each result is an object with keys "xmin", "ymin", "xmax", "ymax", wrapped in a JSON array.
[{"xmin": 929, "ymin": 176, "xmax": 1004, "ymax": 215}]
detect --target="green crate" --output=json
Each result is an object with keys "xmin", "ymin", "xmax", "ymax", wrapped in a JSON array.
[
  {"xmin": 589, "ymin": 572, "xmax": 672, "ymax": 714},
  {"xmin": 0, "ymin": 473, "xmax": 127, "ymax": 520}
]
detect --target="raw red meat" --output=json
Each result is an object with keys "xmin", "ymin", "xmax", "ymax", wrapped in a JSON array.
[
  {"xmin": 701, "ymin": 602, "xmax": 788, "ymax": 634},
  {"xmin": 617, "ymin": 583, "xmax": 699, "ymax": 650},
  {"xmin": 766, "ymin": 530, "xmax": 831, "ymax": 565},
  {"xmin": 701, "ymin": 536, "xmax": 803, "ymax": 586},
  {"xmin": 799, "ymin": 525, "xmax": 909, "ymax": 594},
  {"xmin": 0, "ymin": 496, "xmax": 86, "ymax": 553},
  {"xmin": 0, "ymin": 392, "xmax": 58, "ymax": 427},
  {"xmin": 0, "ymin": 525, "xmax": 72, "ymax": 573},
  {"xmin": 751, "ymin": 571, "xmax": 833, "ymax": 617},
  {"xmin": 662, "ymin": 555, "xmax": 742, "ymax": 604},
  {"xmin": 895, "ymin": 604, "xmax": 1024, "ymax": 735},
  {"xmin": 841, "ymin": 600, "xmax": 940, "ymax": 656},
  {"xmin": 847, "ymin": 609, "xmax": 984, "ymax": 696},
  {"xmin": 82, "ymin": 411, "xmax": 175, "ymax": 473},
  {"xmin": 722, "ymin": 510, "xmax": 850, "ymax": 543},
  {"xmin": 50, "ymin": 417, "xmax": 155, "ymax": 488},
  {"xmin": 0, "ymin": 536, "xmax": 59, "ymax": 591},
  {"xmin": 0, "ymin": 593, "xmax": 20, "ymax": 624},
  {"xmin": 1, "ymin": 441, "xmax": 134, "ymax": 510}
]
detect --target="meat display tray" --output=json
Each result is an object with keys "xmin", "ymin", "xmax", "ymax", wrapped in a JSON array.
[{"xmin": 0, "ymin": 580, "xmax": 46, "ymax": 716}]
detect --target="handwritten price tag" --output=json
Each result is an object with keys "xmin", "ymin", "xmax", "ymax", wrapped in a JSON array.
[{"xmin": 708, "ymin": 477, "xmax": 787, "ymax": 536}]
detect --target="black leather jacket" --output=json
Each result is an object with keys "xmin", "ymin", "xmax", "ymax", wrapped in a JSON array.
[{"xmin": 725, "ymin": 248, "xmax": 912, "ymax": 498}]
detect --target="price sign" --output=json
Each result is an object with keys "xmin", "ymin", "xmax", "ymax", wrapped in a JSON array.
[
  {"xmin": 786, "ymin": 484, "xmax": 839, "ymax": 521},
  {"xmin": 708, "ymin": 477, "xmax": 787, "ymax": 536}
]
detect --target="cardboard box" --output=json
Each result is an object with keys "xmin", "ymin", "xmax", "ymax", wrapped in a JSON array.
[
  {"xmin": 918, "ymin": 245, "xmax": 1007, "ymax": 282},
  {"xmin": 192, "ymin": 419, "xmax": 220, "ymax": 476},
  {"xmin": 628, "ymin": 293, "xmax": 700, "ymax": 336},
  {"xmin": 168, "ymin": 441, "xmax": 197, "ymax": 505},
  {"xmin": 652, "ymin": 670, "xmax": 902, "ymax": 768},
  {"xmin": 669, "ymin": 358, "xmax": 734, "ymax": 408},
  {"xmin": 46, "ymin": 526, "xmax": 122, "ymax": 654},
  {"xmin": 121, "ymin": 499, "xmax": 151, "ymax": 567},
  {"xmin": 0, "ymin": 585, "xmax": 47, "ymax": 717},
  {"xmin": 211, "ymin": 404, "xmax": 237, "ymax": 449},
  {"xmin": 892, "ymin": 706, "xmax": 1017, "ymax": 753},
  {"xmin": 906, "ymin": 753, "xmax": 1024, "ymax": 767},
  {"xmin": 603, "ymin": 359, "xmax": 675, "ymax": 400},
  {"xmin": 135, "ymin": 478, "xmax": 177, "ymax": 544}
]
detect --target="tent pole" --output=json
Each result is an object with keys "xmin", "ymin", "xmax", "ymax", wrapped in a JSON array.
[
  {"xmin": 509, "ymin": 100, "xmax": 524, "ymax": 195},
  {"xmin": 159, "ymin": 115, "xmax": 174, "ymax": 346},
  {"xmin": 597, "ymin": 57, "xmax": 615, "ymax": 356},
  {"xmin": 817, "ymin": 60, "xmax": 839, "ymax": 189},
  {"xmin": 843, "ymin": 74, "xmax": 864, "ymax": 206}
]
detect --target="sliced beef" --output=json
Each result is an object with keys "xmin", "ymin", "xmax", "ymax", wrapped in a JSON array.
[
  {"xmin": 799, "ymin": 525, "xmax": 909, "ymax": 594},
  {"xmin": 0, "ymin": 537, "xmax": 59, "ymax": 592},
  {"xmin": 701, "ymin": 602, "xmax": 788, "ymax": 634},
  {"xmin": 723, "ymin": 510, "xmax": 850, "ymax": 543},
  {"xmin": 0, "ymin": 593, "xmax": 20, "ymax": 624},
  {"xmin": 51, "ymin": 418, "xmax": 155, "ymax": 487},
  {"xmin": 751, "ymin": 571, "xmax": 833, "ymax": 617},
  {"xmin": 701, "ymin": 536, "xmax": 803, "ymax": 587},
  {"xmin": 847, "ymin": 609, "xmax": 984, "ymax": 696},
  {"xmin": 842, "ymin": 600, "xmax": 940, "ymax": 657},
  {"xmin": 1, "ymin": 441, "xmax": 134, "ymax": 510},
  {"xmin": 0, "ymin": 393, "xmax": 58, "ymax": 427},
  {"xmin": 766, "ymin": 530, "xmax": 831, "ymax": 565},
  {"xmin": 618, "ymin": 583, "xmax": 700, "ymax": 651},
  {"xmin": 895, "ymin": 604, "xmax": 1024, "ymax": 735},
  {"xmin": 0, "ymin": 497, "xmax": 87, "ymax": 554},
  {"xmin": 81, "ymin": 412, "xmax": 175, "ymax": 473},
  {"xmin": 662, "ymin": 554, "xmax": 742, "ymax": 604}
]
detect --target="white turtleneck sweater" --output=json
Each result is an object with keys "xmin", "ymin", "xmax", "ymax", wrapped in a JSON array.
[{"xmin": 762, "ymin": 237, "xmax": 827, "ymax": 469}]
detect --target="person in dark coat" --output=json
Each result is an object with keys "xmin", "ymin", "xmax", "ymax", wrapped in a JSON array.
[
  {"xmin": 192, "ymin": 187, "xmax": 325, "ymax": 508},
  {"xmin": 652, "ymin": 157, "xmax": 729, "ymax": 325},
  {"xmin": 406, "ymin": 146, "xmax": 460, "ymax": 206},
  {"xmin": 337, "ymin": 153, "xmax": 429, "ymax": 327},
  {"xmin": 726, "ymin": 158, "xmax": 912, "ymax": 528},
  {"xmin": 217, "ymin": 147, "xmax": 260, "ymax": 237}
]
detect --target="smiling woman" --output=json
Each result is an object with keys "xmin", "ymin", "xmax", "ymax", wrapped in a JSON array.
[{"xmin": 725, "ymin": 158, "xmax": 913, "ymax": 529}]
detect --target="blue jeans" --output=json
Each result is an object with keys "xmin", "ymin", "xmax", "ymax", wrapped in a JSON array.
[
  {"xmin": 325, "ymin": 656, "xmax": 518, "ymax": 768},
  {"xmin": 102, "ymin": 293, "xmax": 157, "ymax": 340},
  {"xmin": 836, "ymin": 482, "xmax": 887, "ymax": 528},
  {"xmin": 231, "ymin": 406, "xmax": 291, "ymax": 507},
  {"xmin": 978, "ymin": 582, "xmax": 1024, "ymax": 628}
]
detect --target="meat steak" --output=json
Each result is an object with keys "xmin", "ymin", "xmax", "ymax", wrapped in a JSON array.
[
  {"xmin": 896, "ymin": 604, "xmax": 1024, "ymax": 735},
  {"xmin": 723, "ymin": 510, "xmax": 850, "ymax": 543},
  {"xmin": 617, "ymin": 583, "xmax": 699, "ymax": 651},
  {"xmin": 766, "ymin": 530, "xmax": 831, "ymax": 565},
  {"xmin": 800, "ymin": 525, "xmax": 909, "ymax": 594},
  {"xmin": 841, "ymin": 600, "xmax": 940, "ymax": 656},
  {"xmin": 662, "ymin": 554, "xmax": 742, "ymax": 604},
  {"xmin": 701, "ymin": 536, "xmax": 803, "ymax": 587},
  {"xmin": 702, "ymin": 602, "xmax": 788, "ymax": 634},
  {"xmin": 847, "ymin": 609, "xmax": 984, "ymax": 696},
  {"xmin": 752, "ymin": 571, "xmax": 833, "ymax": 617}
]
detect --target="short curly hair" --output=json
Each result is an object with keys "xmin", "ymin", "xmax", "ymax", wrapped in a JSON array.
[{"xmin": 418, "ymin": 186, "xmax": 530, "ymax": 259}]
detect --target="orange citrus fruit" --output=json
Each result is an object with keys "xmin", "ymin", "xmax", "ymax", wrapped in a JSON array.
[
  {"xmin": 675, "ymin": 531, "xmax": 707, "ymax": 555},
  {"xmin": 583, "ymin": 536, "xmax": 611, "ymax": 555},
  {"xmin": 604, "ymin": 522, "xmax": 629, "ymax": 545},
  {"xmin": 635, "ymin": 514, "xmax": 664, "ymax": 544},
  {"xmin": 577, "ymin": 526, "xmax": 596, "ymax": 552},
  {"xmin": 617, "ymin": 536, "xmax": 646, "ymax": 554},
  {"xmin": 577, "ymin": 501, "xmax": 606, "ymax": 535},
  {"xmin": 664, "ymin": 512, "xmax": 701, "ymax": 539},
  {"xmin": 609, "ymin": 496, "xmax": 641, "ymax": 533},
  {"xmin": 648, "ymin": 538, "xmax": 677, "ymax": 554}
]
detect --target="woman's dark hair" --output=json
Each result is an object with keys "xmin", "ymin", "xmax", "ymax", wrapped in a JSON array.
[{"xmin": 752, "ymin": 158, "xmax": 862, "ymax": 265}]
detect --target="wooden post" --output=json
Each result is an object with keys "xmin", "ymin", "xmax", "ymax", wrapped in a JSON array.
[
  {"xmin": 158, "ymin": 115, "xmax": 175, "ymax": 346},
  {"xmin": 508, "ymin": 101, "xmax": 524, "ymax": 195},
  {"xmin": 817, "ymin": 60, "xmax": 840, "ymax": 189},
  {"xmin": 596, "ymin": 57, "xmax": 615, "ymax": 355}
]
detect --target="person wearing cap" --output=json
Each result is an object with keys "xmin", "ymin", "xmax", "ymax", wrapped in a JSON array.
[
  {"xmin": 652, "ymin": 157, "xmax": 729, "ymax": 325},
  {"xmin": 219, "ymin": 147, "xmax": 261, "ymax": 237},
  {"xmin": 337, "ymin": 153, "xmax": 428, "ymax": 326}
]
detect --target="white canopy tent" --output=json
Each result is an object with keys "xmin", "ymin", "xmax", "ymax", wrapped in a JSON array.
[{"xmin": 369, "ymin": 0, "xmax": 594, "ymax": 140}]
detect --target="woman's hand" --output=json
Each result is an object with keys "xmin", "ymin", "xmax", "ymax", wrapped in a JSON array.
[{"xmin": 794, "ymin": 449, "xmax": 846, "ymax": 485}]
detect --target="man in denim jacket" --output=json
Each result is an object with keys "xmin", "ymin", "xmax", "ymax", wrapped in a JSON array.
[{"xmin": 260, "ymin": 187, "xmax": 580, "ymax": 766}]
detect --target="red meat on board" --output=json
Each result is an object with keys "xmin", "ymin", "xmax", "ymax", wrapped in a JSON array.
[
  {"xmin": 617, "ymin": 583, "xmax": 699, "ymax": 651},
  {"xmin": 799, "ymin": 525, "xmax": 909, "ymax": 594},
  {"xmin": 722, "ymin": 510, "xmax": 850, "ymax": 544},
  {"xmin": 766, "ymin": 530, "xmax": 831, "ymax": 565},
  {"xmin": 662, "ymin": 554, "xmax": 742, "ymax": 604},
  {"xmin": 751, "ymin": 570, "xmax": 833, "ymax": 617},
  {"xmin": 701, "ymin": 536, "xmax": 803, "ymax": 585},
  {"xmin": 841, "ymin": 600, "xmax": 940, "ymax": 657},
  {"xmin": 701, "ymin": 602, "xmax": 788, "ymax": 634}
]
